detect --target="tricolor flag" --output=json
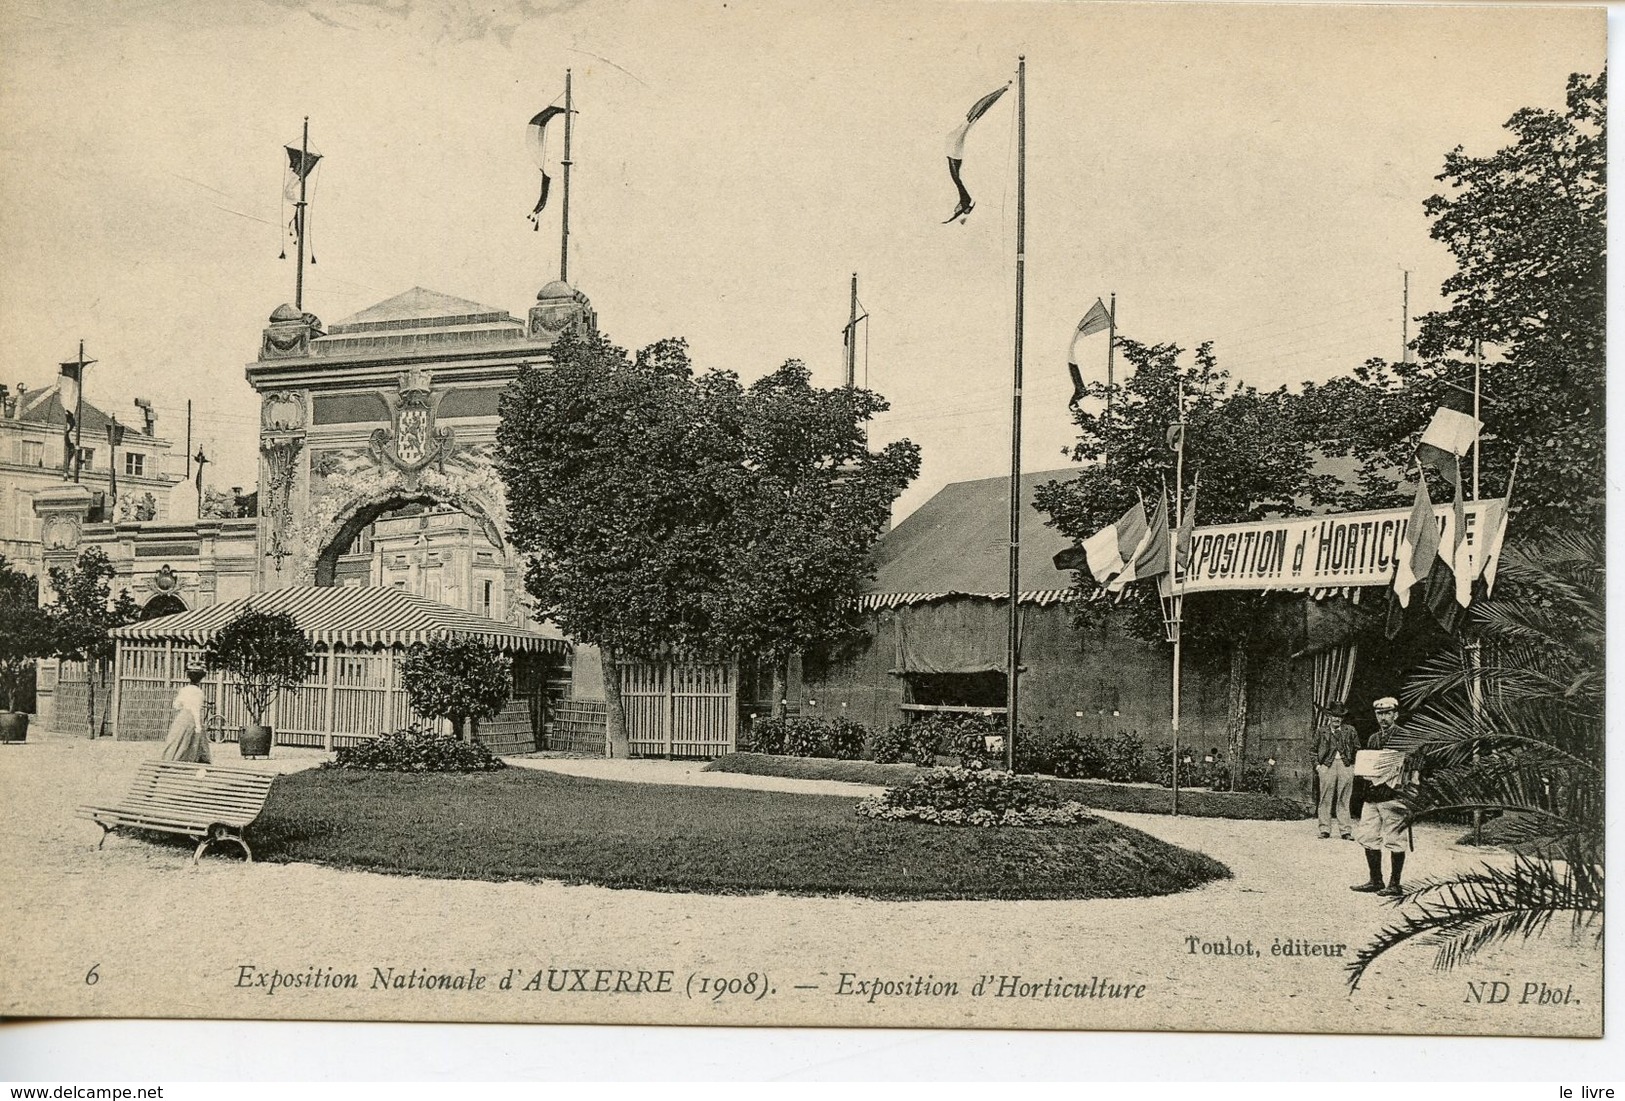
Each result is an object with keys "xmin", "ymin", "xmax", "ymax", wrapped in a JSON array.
[
  {"xmin": 283, "ymin": 145, "xmax": 322, "ymax": 203},
  {"xmin": 58, "ymin": 359, "xmax": 82, "ymax": 476},
  {"xmin": 1174, "ymin": 482, "xmax": 1199, "ymax": 573},
  {"xmin": 1084, "ymin": 493, "xmax": 1170, "ymax": 595},
  {"xmin": 1067, "ymin": 298, "xmax": 1113, "ymax": 406},
  {"xmin": 1480, "ymin": 497, "xmax": 1510, "ymax": 596},
  {"xmin": 943, "ymin": 83, "xmax": 1009, "ymax": 224},
  {"xmin": 1082, "ymin": 500, "xmax": 1147, "ymax": 590},
  {"xmin": 526, "ymin": 105, "xmax": 566, "ymax": 230},
  {"xmin": 1416, "ymin": 386, "xmax": 1480, "ymax": 491},
  {"xmin": 1392, "ymin": 475, "xmax": 1440, "ymax": 608}
]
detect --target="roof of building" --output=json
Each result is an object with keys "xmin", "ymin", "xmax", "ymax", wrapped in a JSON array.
[
  {"xmin": 111, "ymin": 584, "xmax": 571, "ymax": 652},
  {"xmin": 864, "ymin": 469, "xmax": 1082, "ymax": 608},
  {"xmin": 326, "ymin": 287, "xmax": 518, "ymax": 332},
  {"xmin": 12, "ymin": 387, "xmax": 159, "ymax": 444}
]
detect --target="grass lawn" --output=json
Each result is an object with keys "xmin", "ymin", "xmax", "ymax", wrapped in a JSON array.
[
  {"xmin": 705, "ymin": 753, "xmax": 1311, "ymax": 822},
  {"xmin": 242, "ymin": 767, "xmax": 1231, "ymax": 900}
]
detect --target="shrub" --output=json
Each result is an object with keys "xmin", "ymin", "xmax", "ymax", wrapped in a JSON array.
[
  {"xmin": 324, "ymin": 725, "xmax": 508, "ymax": 773},
  {"xmin": 398, "ymin": 637, "xmax": 512, "ymax": 741},
  {"xmin": 741, "ymin": 715, "xmax": 868, "ymax": 760},
  {"xmin": 867, "ymin": 723, "xmax": 936, "ymax": 765},
  {"xmin": 856, "ymin": 766, "xmax": 1091, "ymax": 828}
]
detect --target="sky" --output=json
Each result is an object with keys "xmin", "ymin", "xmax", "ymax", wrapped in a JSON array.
[{"xmin": 0, "ymin": 0, "xmax": 1605, "ymax": 519}]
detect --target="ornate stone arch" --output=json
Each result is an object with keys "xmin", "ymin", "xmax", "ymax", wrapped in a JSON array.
[{"xmin": 309, "ymin": 486, "xmax": 508, "ymax": 587}]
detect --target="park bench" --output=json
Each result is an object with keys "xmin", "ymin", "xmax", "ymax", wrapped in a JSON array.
[{"xmin": 77, "ymin": 760, "xmax": 278, "ymax": 863}]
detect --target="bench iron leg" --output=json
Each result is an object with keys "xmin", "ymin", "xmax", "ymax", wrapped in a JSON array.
[
  {"xmin": 96, "ymin": 824, "xmax": 114, "ymax": 851},
  {"xmin": 192, "ymin": 837, "xmax": 212, "ymax": 864}
]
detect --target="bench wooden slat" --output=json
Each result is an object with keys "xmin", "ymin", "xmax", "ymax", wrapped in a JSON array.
[{"xmin": 80, "ymin": 760, "xmax": 279, "ymax": 862}]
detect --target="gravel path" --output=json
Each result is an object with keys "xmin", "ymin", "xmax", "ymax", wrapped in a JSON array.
[{"xmin": 0, "ymin": 734, "xmax": 1600, "ymax": 1035}]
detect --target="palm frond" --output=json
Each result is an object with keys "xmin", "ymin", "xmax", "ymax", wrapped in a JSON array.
[{"xmin": 1346, "ymin": 857, "xmax": 1603, "ymax": 990}]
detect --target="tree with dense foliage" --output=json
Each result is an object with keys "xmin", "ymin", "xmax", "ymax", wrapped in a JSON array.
[
  {"xmin": 497, "ymin": 331, "xmax": 917, "ymax": 756},
  {"xmin": 398, "ymin": 637, "xmax": 513, "ymax": 741},
  {"xmin": 1036, "ymin": 340, "xmax": 1346, "ymax": 771},
  {"xmin": 0, "ymin": 556, "xmax": 51, "ymax": 713},
  {"xmin": 47, "ymin": 548, "xmax": 140, "ymax": 736},
  {"xmin": 1301, "ymin": 71, "xmax": 1605, "ymax": 539},
  {"xmin": 203, "ymin": 608, "xmax": 312, "ymax": 728},
  {"xmin": 1348, "ymin": 532, "xmax": 1603, "ymax": 988},
  {"xmin": 707, "ymin": 360, "xmax": 920, "ymax": 709}
]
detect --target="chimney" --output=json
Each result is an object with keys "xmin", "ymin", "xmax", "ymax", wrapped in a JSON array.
[{"xmin": 133, "ymin": 397, "xmax": 156, "ymax": 437}]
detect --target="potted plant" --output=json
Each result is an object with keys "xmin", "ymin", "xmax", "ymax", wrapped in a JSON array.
[
  {"xmin": 0, "ymin": 555, "xmax": 52, "ymax": 743},
  {"xmin": 397, "ymin": 637, "xmax": 513, "ymax": 743},
  {"xmin": 204, "ymin": 607, "xmax": 312, "ymax": 758}
]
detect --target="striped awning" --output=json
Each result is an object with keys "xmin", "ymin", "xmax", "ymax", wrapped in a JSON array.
[
  {"xmin": 110, "ymin": 585, "xmax": 570, "ymax": 653},
  {"xmin": 857, "ymin": 589, "xmax": 1077, "ymax": 611}
]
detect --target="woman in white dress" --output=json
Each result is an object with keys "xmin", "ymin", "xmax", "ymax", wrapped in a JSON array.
[{"xmin": 160, "ymin": 662, "xmax": 211, "ymax": 763}]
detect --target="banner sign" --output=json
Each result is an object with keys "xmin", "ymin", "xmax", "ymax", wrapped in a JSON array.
[{"xmin": 1174, "ymin": 499, "xmax": 1506, "ymax": 594}]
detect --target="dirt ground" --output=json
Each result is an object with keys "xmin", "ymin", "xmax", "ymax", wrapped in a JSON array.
[{"xmin": 0, "ymin": 732, "xmax": 1601, "ymax": 1036}]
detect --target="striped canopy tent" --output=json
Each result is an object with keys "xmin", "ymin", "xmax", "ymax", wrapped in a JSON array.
[
  {"xmin": 109, "ymin": 587, "xmax": 569, "ymax": 750},
  {"xmin": 111, "ymin": 585, "xmax": 568, "ymax": 652}
]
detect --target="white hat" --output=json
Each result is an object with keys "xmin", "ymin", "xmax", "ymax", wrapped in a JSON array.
[{"xmin": 1373, "ymin": 696, "xmax": 1400, "ymax": 712}]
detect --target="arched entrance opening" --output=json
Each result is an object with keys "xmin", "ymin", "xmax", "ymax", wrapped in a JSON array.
[
  {"xmin": 312, "ymin": 493, "xmax": 510, "ymax": 621},
  {"xmin": 140, "ymin": 593, "xmax": 188, "ymax": 620}
]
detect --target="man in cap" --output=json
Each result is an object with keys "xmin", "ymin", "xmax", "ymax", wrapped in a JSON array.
[
  {"xmin": 1351, "ymin": 696, "xmax": 1414, "ymax": 897},
  {"xmin": 1312, "ymin": 700, "xmax": 1359, "ymax": 840}
]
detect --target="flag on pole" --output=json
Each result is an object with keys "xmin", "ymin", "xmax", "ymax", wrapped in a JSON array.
[
  {"xmin": 1174, "ymin": 481, "xmax": 1199, "ymax": 573},
  {"xmin": 1392, "ymin": 474, "xmax": 1440, "ymax": 607},
  {"xmin": 57, "ymin": 360, "xmax": 82, "ymax": 475},
  {"xmin": 1448, "ymin": 454, "xmax": 1472, "ymax": 607},
  {"xmin": 943, "ymin": 83, "xmax": 1010, "ymax": 224},
  {"xmin": 1415, "ymin": 386, "xmax": 1481, "ymax": 491},
  {"xmin": 1109, "ymin": 490, "xmax": 1170, "ymax": 592},
  {"xmin": 1480, "ymin": 497, "xmax": 1510, "ymax": 596},
  {"xmin": 283, "ymin": 146, "xmax": 322, "ymax": 203},
  {"xmin": 1082, "ymin": 500, "xmax": 1148, "ymax": 589},
  {"xmin": 1067, "ymin": 298, "xmax": 1113, "ymax": 405},
  {"xmin": 526, "ymin": 105, "xmax": 566, "ymax": 229}
]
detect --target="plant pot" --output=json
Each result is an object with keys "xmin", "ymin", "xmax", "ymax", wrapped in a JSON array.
[
  {"xmin": 0, "ymin": 711, "xmax": 27, "ymax": 743},
  {"xmin": 240, "ymin": 722, "xmax": 273, "ymax": 758}
]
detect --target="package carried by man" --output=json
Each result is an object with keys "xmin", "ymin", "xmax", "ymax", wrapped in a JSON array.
[{"xmin": 1354, "ymin": 748, "xmax": 1406, "ymax": 790}]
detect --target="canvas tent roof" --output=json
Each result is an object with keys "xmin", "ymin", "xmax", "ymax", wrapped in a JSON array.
[
  {"xmin": 111, "ymin": 585, "xmax": 570, "ymax": 653},
  {"xmin": 863, "ymin": 469, "xmax": 1081, "ymax": 609}
]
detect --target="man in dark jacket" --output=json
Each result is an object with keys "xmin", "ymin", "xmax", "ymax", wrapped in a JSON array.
[
  {"xmin": 1351, "ymin": 696, "xmax": 1415, "ymax": 897},
  {"xmin": 1313, "ymin": 701, "xmax": 1359, "ymax": 840}
]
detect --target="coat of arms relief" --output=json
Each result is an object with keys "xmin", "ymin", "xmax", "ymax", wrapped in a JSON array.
[{"xmin": 370, "ymin": 367, "xmax": 454, "ymax": 488}]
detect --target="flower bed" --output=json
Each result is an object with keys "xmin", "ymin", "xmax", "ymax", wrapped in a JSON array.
[
  {"xmin": 855, "ymin": 766, "xmax": 1092, "ymax": 828},
  {"xmin": 323, "ymin": 725, "xmax": 507, "ymax": 773}
]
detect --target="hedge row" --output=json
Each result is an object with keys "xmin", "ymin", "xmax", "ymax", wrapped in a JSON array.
[{"xmin": 738, "ymin": 712, "xmax": 1275, "ymax": 794}]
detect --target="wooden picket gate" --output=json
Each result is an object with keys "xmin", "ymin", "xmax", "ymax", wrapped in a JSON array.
[{"xmin": 616, "ymin": 660, "xmax": 736, "ymax": 759}]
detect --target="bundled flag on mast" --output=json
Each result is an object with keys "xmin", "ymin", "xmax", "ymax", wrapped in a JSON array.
[
  {"xmin": 943, "ymin": 82, "xmax": 1010, "ymax": 224},
  {"xmin": 57, "ymin": 358, "xmax": 82, "ymax": 475},
  {"xmin": 526, "ymin": 104, "xmax": 566, "ymax": 230},
  {"xmin": 283, "ymin": 145, "xmax": 322, "ymax": 203},
  {"xmin": 1067, "ymin": 298, "xmax": 1113, "ymax": 406}
]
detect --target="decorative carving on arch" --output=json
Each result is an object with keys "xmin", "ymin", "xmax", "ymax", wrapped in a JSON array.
[{"xmin": 281, "ymin": 441, "xmax": 509, "ymax": 585}]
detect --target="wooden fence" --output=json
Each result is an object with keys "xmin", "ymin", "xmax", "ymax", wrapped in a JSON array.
[
  {"xmin": 618, "ymin": 660, "xmax": 736, "ymax": 758},
  {"xmin": 113, "ymin": 639, "xmax": 549, "ymax": 751}
]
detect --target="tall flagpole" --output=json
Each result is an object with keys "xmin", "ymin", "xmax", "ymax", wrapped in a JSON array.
[
  {"xmin": 1004, "ymin": 56, "xmax": 1026, "ymax": 772},
  {"xmin": 295, "ymin": 118, "xmax": 309, "ymax": 311},
  {"xmin": 1169, "ymin": 379, "xmax": 1185, "ymax": 816},
  {"xmin": 1106, "ymin": 292, "xmax": 1117, "ymax": 423},
  {"xmin": 560, "ymin": 69, "xmax": 574, "ymax": 283},
  {"xmin": 846, "ymin": 273, "xmax": 859, "ymax": 389}
]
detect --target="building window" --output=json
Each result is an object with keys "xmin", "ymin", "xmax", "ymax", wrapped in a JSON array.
[
  {"xmin": 21, "ymin": 441, "xmax": 43, "ymax": 467},
  {"xmin": 124, "ymin": 452, "xmax": 145, "ymax": 476},
  {"xmin": 78, "ymin": 448, "xmax": 95, "ymax": 470},
  {"xmin": 901, "ymin": 672, "xmax": 1008, "ymax": 717},
  {"xmin": 481, "ymin": 580, "xmax": 494, "ymax": 618}
]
